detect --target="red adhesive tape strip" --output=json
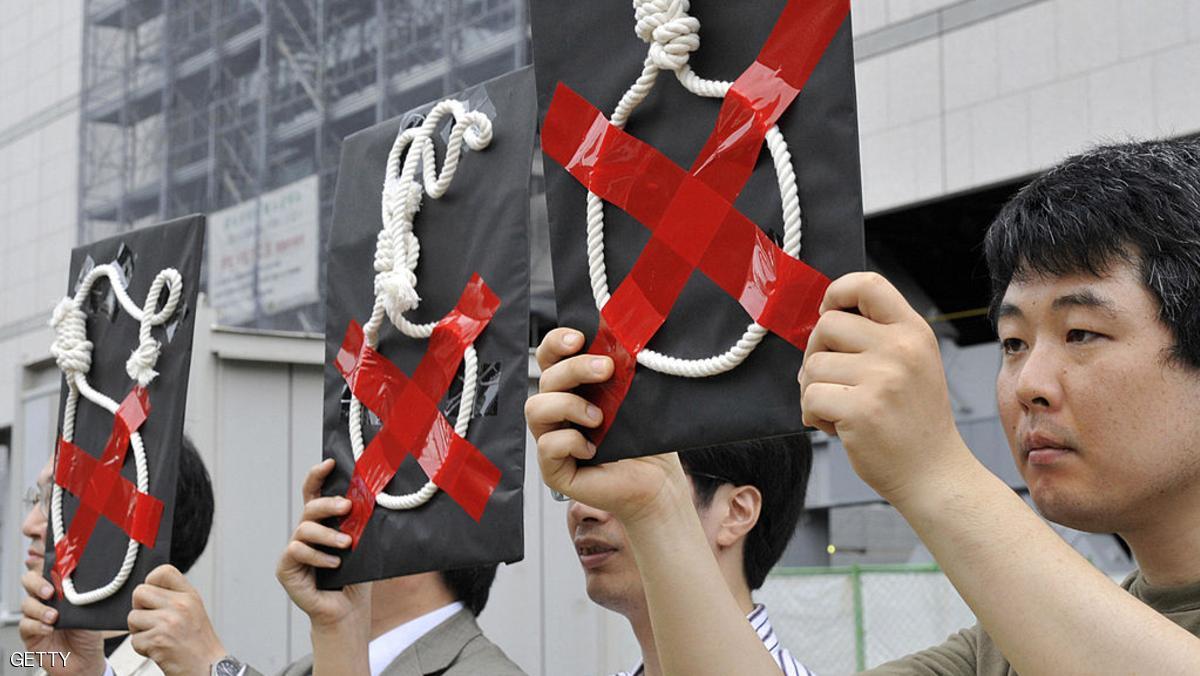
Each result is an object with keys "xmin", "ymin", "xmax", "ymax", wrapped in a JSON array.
[
  {"xmin": 52, "ymin": 386, "xmax": 163, "ymax": 596},
  {"xmin": 542, "ymin": 0, "xmax": 848, "ymax": 447},
  {"xmin": 54, "ymin": 440, "xmax": 164, "ymax": 546},
  {"xmin": 336, "ymin": 274, "xmax": 502, "ymax": 547}
]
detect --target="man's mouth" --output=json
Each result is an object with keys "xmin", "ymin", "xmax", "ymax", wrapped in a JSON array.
[
  {"xmin": 575, "ymin": 540, "xmax": 619, "ymax": 569},
  {"xmin": 26, "ymin": 546, "xmax": 44, "ymax": 570},
  {"xmin": 1022, "ymin": 431, "xmax": 1076, "ymax": 466}
]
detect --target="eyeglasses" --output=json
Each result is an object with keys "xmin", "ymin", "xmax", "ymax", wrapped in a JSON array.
[
  {"xmin": 22, "ymin": 483, "xmax": 53, "ymax": 516},
  {"xmin": 548, "ymin": 469, "xmax": 734, "ymax": 503}
]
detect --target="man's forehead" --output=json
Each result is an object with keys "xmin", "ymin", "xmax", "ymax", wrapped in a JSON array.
[{"xmin": 1000, "ymin": 267, "xmax": 1138, "ymax": 316}]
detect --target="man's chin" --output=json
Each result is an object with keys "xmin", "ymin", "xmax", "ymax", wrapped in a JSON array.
[
  {"xmin": 584, "ymin": 575, "xmax": 641, "ymax": 616},
  {"xmin": 1030, "ymin": 486, "xmax": 1116, "ymax": 533}
]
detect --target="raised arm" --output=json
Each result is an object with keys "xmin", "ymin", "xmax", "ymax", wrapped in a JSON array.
[
  {"xmin": 275, "ymin": 459, "xmax": 372, "ymax": 676},
  {"xmin": 526, "ymin": 327, "xmax": 784, "ymax": 676},
  {"xmin": 800, "ymin": 272, "xmax": 1200, "ymax": 675}
]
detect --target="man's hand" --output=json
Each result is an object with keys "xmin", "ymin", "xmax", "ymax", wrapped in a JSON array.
[
  {"xmin": 18, "ymin": 569, "xmax": 105, "ymax": 676},
  {"xmin": 275, "ymin": 459, "xmax": 371, "ymax": 631},
  {"xmin": 799, "ymin": 272, "xmax": 971, "ymax": 504},
  {"xmin": 126, "ymin": 565, "xmax": 225, "ymax": 675},
  {"xmin": 525, "ymin": 327, "xmax": 692, "ymax": 525}
]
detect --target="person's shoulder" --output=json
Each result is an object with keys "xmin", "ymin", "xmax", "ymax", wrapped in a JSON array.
[
  {"xmin": 443, "ymin": 620, "xmax": 527, "ymax": 676},
  {"xmin": 861, "ymin": 624, "xmax": 1006, "ymax": 676}
]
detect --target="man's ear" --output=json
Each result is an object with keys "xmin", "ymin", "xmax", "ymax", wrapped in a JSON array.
[{"xmin": 716, "ymin": 485, "xmax": 762, "ymax": 549}]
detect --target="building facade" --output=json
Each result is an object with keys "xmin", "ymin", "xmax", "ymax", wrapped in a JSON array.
[{"xmin": 3, "ymin": 0, "xmax": 1200, "ymax": 673}]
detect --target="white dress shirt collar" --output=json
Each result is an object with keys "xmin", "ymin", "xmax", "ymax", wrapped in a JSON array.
[{"xmin": 368, "ymin": 601, "xmax": 465, "ymax": 676}]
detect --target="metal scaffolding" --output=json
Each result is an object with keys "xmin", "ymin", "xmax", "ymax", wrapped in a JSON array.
[{"xmin": 79, "ymin": 0, "xmax": 529, "ymax": 330}]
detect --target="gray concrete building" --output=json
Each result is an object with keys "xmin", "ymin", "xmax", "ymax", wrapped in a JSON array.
[{"xmin": 3, "ymin": 1, "xmax": 1200, "ymax": 673}]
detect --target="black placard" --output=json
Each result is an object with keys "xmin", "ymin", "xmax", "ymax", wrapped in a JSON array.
[
  {"xmin": 532, "ymin": 1, "xmax": 865, "ymax": 461},
  {"xmin": 45, "ymin": 215, "xmax": 204, "ymax": 629},
  {"xmin": 318, "ymin": 67, "xmax": 533, "ymax": 587}
]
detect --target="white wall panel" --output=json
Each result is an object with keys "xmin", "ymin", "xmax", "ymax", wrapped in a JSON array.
[
  {"xmin": 996, "ymin": 2, "xmax": 1057, "ymax": 95},
  {"xmin": 943, "ymin": 19, "xmax": 998, "ymax": 110},
  {"xmin": 1027, "ymin": 75, "xmax": 1092, "ymax": 169},
  {"xmin": 943, "ymin": 108, "xmax": 973, "ymax": 193},
  {"xmin": 969, "ymin": 91, "xmax": 1031, "ymax": 185},
  {"xmin": 1055, "ymin": 0, "xmax": 1121, "ymax": 78},
  {"xmin": 855, "ymin": 57, "xmax": 889, "ymax": 136},
  {"xmin": 1154, "ymin": 42, "xmax": 1200, "ymax": 137},
  {"xmin": 1087, "ymin": 57, "xmax": 1156, "ymax": 142},
  {"xmin": 886, "ymin": 40, "xmax": 942, "ymax": 126},
  {"xmin": 1118, "ymin": 0, "xmax": 1189, "ymax": 60}
]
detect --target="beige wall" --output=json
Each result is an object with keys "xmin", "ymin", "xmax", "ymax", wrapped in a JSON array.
[{"xmin": 854, "ymin": 0, "xmax": 1200, "ymax": 215}]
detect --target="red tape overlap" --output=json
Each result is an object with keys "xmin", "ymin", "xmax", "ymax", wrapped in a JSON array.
[
  {"xmin": 541, "ymin": 0, "xmax": 849, "ymax": 447},
  {"xmin": 51, "ymin": 386, "xmax": 164, "ymax": 597},
  {"xmin": 336, "ymin": 274, "xmax": 503, "ymax": 548}
]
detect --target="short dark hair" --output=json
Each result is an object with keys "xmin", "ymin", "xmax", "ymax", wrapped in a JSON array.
[
  {"xmin": 441, "ymin": 563, "xmax": 499, "ymax": 615},
  {"xmin": 170, "ymin": 435, "xmax": 214, "ymax": 574},
  {"xmin": 984, "ymin": 139, "xmax": 1200, "ymax": 368},
  {"xmin": 680, "ymin": 434, "xmax": 812, "ymax": 590}
]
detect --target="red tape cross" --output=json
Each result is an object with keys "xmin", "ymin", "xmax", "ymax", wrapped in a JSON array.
[
  {"xmin": 336, "ymin": 274, "xmax": 503, "ymax": 548},
  {"xmin": 541, "ymin": 0, "xmax": 850, "ymax": 447},
  {"xmin": 51, "ymin": 386, "xmax": 164, "ymax": 597}
]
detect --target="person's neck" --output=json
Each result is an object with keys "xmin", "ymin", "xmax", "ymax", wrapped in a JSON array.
[
  {"xmin": 368, "ymin": 572, "xmax": 458, "ymax": 641},
  {"xmin": 1121, "ymin": 488, "xmax": 1200, "ymax": 587},
  {"xmin": 632, "ymin": 560, "xmax": 755, "ymax": 676}
]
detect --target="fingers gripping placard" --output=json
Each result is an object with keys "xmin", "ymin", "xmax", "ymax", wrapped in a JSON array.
[
  {"xmin": 540, "ymin": 0, "xmax": 848, "ymax": 449},
  {"xmin": 336, "ymin": 275, "xmax": 503, "ymax": 547}
]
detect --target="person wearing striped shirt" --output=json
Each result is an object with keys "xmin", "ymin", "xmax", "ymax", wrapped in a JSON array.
[
  {"xmin": 612, "ymin": 605, "xmax": 812, "ymax": 676},
  {"xmin": 526, "ymin": 329, "xmax": 817, "ymax": 676}
]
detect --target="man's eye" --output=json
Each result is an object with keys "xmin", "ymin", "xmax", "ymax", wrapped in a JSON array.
[
  {"xmin": 1000, "ymin": 338, "xmax": 1025, "ymax": 355},
  {"xmin": 1066, "ymin": 329, "xmax": 1101, "ymax": 343}
]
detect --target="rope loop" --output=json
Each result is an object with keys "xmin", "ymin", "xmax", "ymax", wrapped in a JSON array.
[
  {"xmin": 126, "ymin": 268, "xmax": 183, "ymax": 386},
  {"xmin": 584, "ymin": 2, "xmax": 805, "ymax": 378}
]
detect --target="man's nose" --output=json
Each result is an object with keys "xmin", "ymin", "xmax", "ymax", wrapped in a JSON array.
[
  {"xmin": 1014, "ymin": 342, "xmax": 1064, "ymax": 411},
  {"xmin": 21, "ymin": 500, "xmax": 47, "ymax": 541},
  {"xmin": 567, "ymin": 498, "xmax": 612, "ymax": 525}
]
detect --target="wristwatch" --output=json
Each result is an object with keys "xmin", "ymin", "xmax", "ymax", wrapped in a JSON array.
[{"xmin": 211, "ymin": 655, "xmax": 246, "ymax": 676}]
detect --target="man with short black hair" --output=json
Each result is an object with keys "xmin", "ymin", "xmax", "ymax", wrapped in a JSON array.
[
  {"xmin": 526, "ymin": 333, "xmax": 816, "ymax": 676},
  {"xmin": 536, "ymin": 139, "xmax": 1200, "ymax": 675}
]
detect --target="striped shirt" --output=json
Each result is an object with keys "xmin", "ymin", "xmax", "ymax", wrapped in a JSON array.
[{"xmin": 611, "ymin": 603, "xmax": 816, "ymax": 676}]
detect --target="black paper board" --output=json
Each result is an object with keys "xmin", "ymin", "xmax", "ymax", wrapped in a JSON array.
[
  {"xmin": 531, "ymin": 1, "xmax": 865, "ymax": 462},
  {"xmin": 318, "ymin": 67, "xmax": 533, "ymax": 588},
  {"xmin": 45, "ymin": 215, "xmax": 204, "ymax": 629}
]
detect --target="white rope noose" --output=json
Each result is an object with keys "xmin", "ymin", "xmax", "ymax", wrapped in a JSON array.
[
  {"xmin": 348, "ymin": 99, "xmax": 493, "ymax": 510},
  {"xmin": 586, "ymin": 0, "xmax": 805, "ymax": 378},
  {"xmin": 49, "ymin": 263, "xmax": 183, "ymax": 605}
]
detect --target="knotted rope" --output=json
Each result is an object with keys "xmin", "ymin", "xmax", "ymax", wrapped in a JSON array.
[
  {"xmin": 349, "ymin": 99, "xmax": 492, "ymax": 510},
  {"xmin": 586, "ymin": 0, "xmax": 805, "ymax": 377},
  {"xmin": 49, "ymin": 264, "xmax": 183, "ymax": 605}
]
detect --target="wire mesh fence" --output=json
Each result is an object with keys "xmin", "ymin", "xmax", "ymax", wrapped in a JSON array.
[{"xmin": 758, "ymin": 564, "xmax": 977, "ymax": 675}]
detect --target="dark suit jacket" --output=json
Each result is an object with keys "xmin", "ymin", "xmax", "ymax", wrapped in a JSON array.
[{"xmin": 255, "ymin": 609, "xmax": 526, "ymax": 676}]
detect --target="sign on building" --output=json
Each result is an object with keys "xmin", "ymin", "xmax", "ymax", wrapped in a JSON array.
[{"xmin": 208, "ymin": 175, "xmax": 320, "ymax": 325}]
